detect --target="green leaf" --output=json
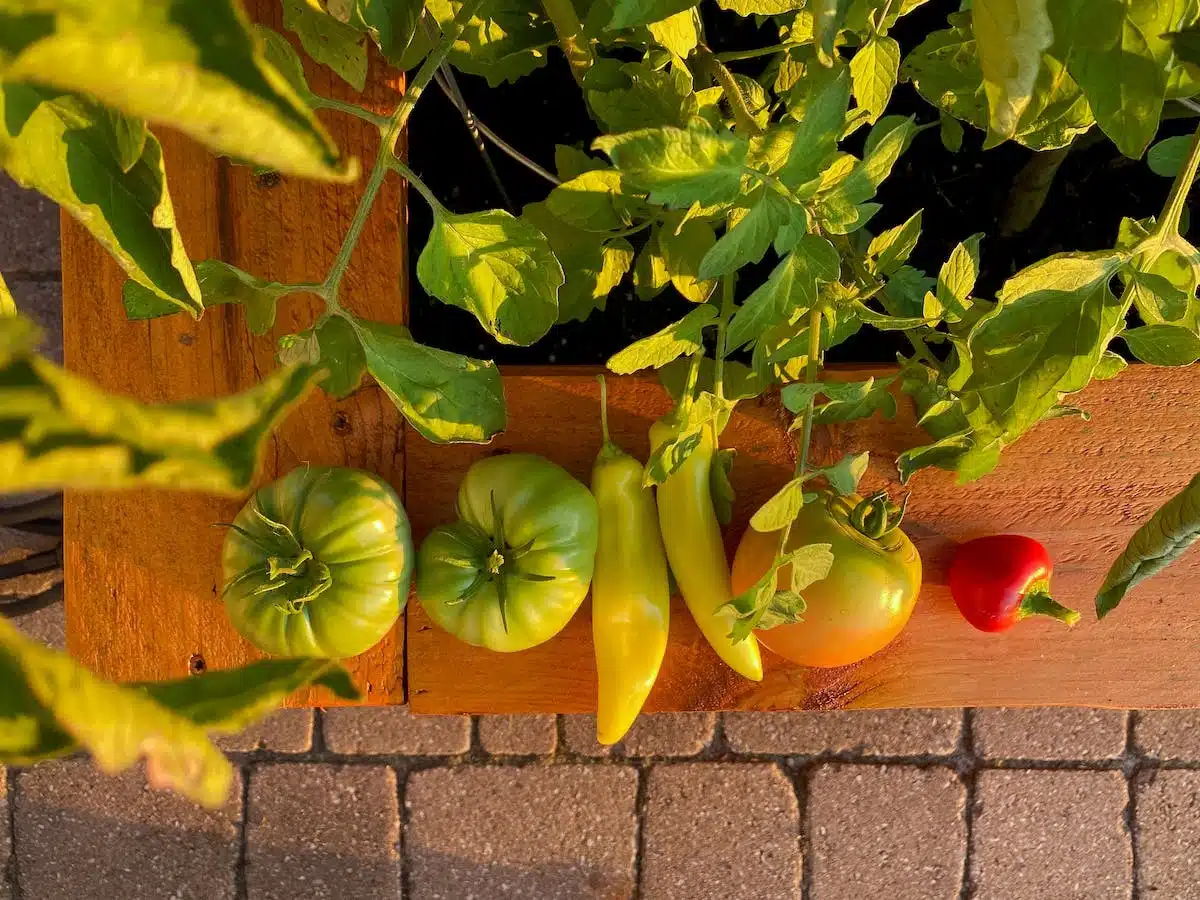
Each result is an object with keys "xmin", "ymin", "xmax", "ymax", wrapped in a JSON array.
[
  {"xmin": 659, "ymin": 216, "xmax": 718, "ymax": 302},
  {"xmin": 782, "ymin": 377, "xmax": 896, "ymax": 423},
  {"xmin": 1049, "ymin": 0, "xmax": 1182, "ymax": 158},
  {"xmin": 819, "ymin": 450, "xmax": 870, "ymax": 494},
  {"xmin": 642, "ymin": 392, "xmax": 731, "ymax": 486},
  {"xmin": 357, "ymin": 321, "xmax": 506, "ymax": 444},
  {"xmin": 697, "ymin": 191, "xmax": 800, "ymax": 281},
  {"xmin": 607, "ymin": 305, "xmax": 718, "ymax": 374},
  {"xmin": 710, "ymin": 447, "xmax": 736, "ymax": 526},
  {"xmin": 940, "ymin": 113, "xmax": 965, "ymax": 151},
  {"xmin": 256, "ymin": 26, "xmax": 313, "ymax": 99},
  {"xmin": 927, "ymin": 234, "xmax": 983, "ymax": 322},
  {"xmin": 972, "ymin": 0, "xmax": 1053, "ymax": 142},
  {"xmin": 141, "ymin": 658, "xmax": 358, "ymax": 731},
  {"xmin": 426, "ymin": 0, "xmax": 556, "ymax": 86},
  {"xmin": 903, "ymin": 12, "xmax": 1093, "ymax": 151},
  {"xmin": 1121, "ymin": 324, "xmax": 1200, "ymax": 366},
  {"xmin": 0, "ymin": 0, "xmax": 352, "ymax": 181},
  {"xmin": 0, "ymin": 85, "xmax": 201, "ymax": 317},
  {"xmin": 1096, "ymin": 472, "xmax": 1200, "ymax": 617},
  {"xmin": 750, "ymin": 476, "xmax": 810, "ymax": 531},
  {"xmin": 596, "ymin": 122, "xmax": 750, "ymax": 208},
  {"xmin": 351, "ymin": 0, "xmax": 426, "ymax": 65},
  {"xmin": 1148, "ymin": 134, "xmax": 1192, "ymax": 177},
  {"xmin": 726, "ymin": 234, "xmax": 840, "ymax": 351},
  {"xmin": 897, "ymin": 432, "xmax": 973, "ymax": 483},
  {"xmin": 587, "ymin": 60, "xmax": 696, "ymax": 133},
  {"xmin": 1094, "ymin": 348, "xmax": 1128, "ymax": 381},
  {"xmin": 634, "ymin": 224, "xmax": 671, "ymax": 300},
  {"xmin": 853, "ymin": 301, "xmax": 933, "ymax": 331},
  {"xmin": 282, "ymin": 0, "xmax": 368, "ymax": 90},
  {"xmin": 0, "ymin": 271, "xmax": 16, "ymax": 318},
  {"xmin": 850, "ymin": 33, "xmax": 901, "ymax": 124},
  {"xmin": 647, "ymin": 8, "xmax": 700, "ymax": 57},
  {"xmin": 715, "ymin": 0, "xmax": 803, "ymax": 13},
  {"xmin": 866, "ymin": 209, "xmax": 923, "ymax": 276},
  {"xmin": 123, "ymin": 260, "xmax": 289, "ymax": 335},
  {"xmin": 606, "ymin": 0, "xmax": 695, "ymax": 30},
  {"xmin": 725, "ymin": 543, "xmax": 834, "ymax": 641},
  {"xmin": 813, "ymin": 0, "xmax": 853, "ymax": 64},
  {"xmin": 418, "ymin": 208, "xmax": 563, "ymax": 346},
  {"xmin": 780, "ymin": 65, "xmax": 852, "ymax": 188},
  {"xmin": 279, "ymin": 315, "xmax": 367, "ymax": 398},
  {"xmin": 814, "ymin": 117, "xmax": 914, "ymax": 232},
  {"xmin": 954, "ymin": 251, "xmax": 1129, "ymax": 479},
  {"xmin": 0, "ymin": 315, "xmax": 316, "ymax": 494},
  {"xmin": 546, "ymin": 169, "xmax": 647, "ymax": 232},
  {"xmin": 523, "ymin": 201, "xmax": 634, "ymax": 324}
]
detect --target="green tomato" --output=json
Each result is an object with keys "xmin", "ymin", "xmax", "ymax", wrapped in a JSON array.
[
  {"xmin": 417, "ymin": 453, "xmax": 599, "ymax": 652},
  {"xmin": 222, "ymin": 467, "xmax": 412, "ymax": 659}
]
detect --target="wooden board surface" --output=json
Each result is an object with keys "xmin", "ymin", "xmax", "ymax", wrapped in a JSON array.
[
  {"xmin": 63, "ymin": 1, "xmax": 408, "ymax": 706},
  {"xmin": 407, "ymin": 366, "xmax": 1200, "ymax": 713}
]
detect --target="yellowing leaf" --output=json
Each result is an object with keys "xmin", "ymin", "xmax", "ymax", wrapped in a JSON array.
[
  {"xmin": 607, "ymin": 305, "xmax": 718, "ymax": 374},
  {"xmin": 283, "ymin": 0, "xmax": 368, "ymax": 90},
  {"xmin": 972, "ymin": 0, "xmax": 1053, "ymax": 142},
  {"xmin": 647, "ymin": 8, "xmax": 700, "ymax": 58},
  {"xmin": 850, "ymin": 33, "xmax": 901, "ymax": 124},
  {"xmin": 418, "ymin": 209, "xmax": 563, "ymax": 346}
]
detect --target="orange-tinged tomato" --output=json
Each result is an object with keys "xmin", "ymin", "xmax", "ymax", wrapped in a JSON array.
[{"xmin": 731, "ymin": 490, "xmax": 922, "ymax": 668}]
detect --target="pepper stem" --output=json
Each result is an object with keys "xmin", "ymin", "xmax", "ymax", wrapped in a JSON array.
[{"xmin": 1017, "ymin": 586, "xmax": 1081, "ymax": 627}]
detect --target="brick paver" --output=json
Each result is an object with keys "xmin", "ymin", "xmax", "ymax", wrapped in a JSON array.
[
  {"xmin": 8, "ymin": 279, "xmax": 63, "ymax": 363},
  {"xmin": 406, "ymin": 765, "xmax": 637, "ymax": 899},
  {"xmin": 9, "ymin": 597, "xmax": 65, "ymax": 650},
  {"xmin": 972, "ymin": 708, "xmax": 1127, "ymax": 759},
  {"xmin": 1136, "ymin": 769, "xmax": 1200, "ymax": 899},
  {"xmin": 642, "ymin": 763, "xmax": 800, "ymax": 899},
  {"xmin": 0, "ymin": 176, "xmax": 60, "ymax": 272},
  {"xmin": 215, "ymin": 709, "xmax": 314, "ymax": 753},
  {"xmin": 1, "ymin": 768, "xmax": 9, "ymax": 900},
  {"xmin": 561, "ymin": 713, "xmax": 612, "ymax": 756},
  {"xmin": 246, "ymin": 763, "xmax": 400, "ymax": 900},
  {"xmin": 622, "ymin": 712, "xmax": 716, "ymax": 756},
  {"xmin": 808, "ymin": 764, "xmax": 965, "ymax": 899},
  {"xmin": 970, "ymin": 769, "xmax": 1131, "ymax": 900},
  {"xmin": 1135, "ymin": 709, "xmax": 1200, "ymax": 759},
  {"xmin": 478, "ymin": 714, "xmax": 557, "ymax": 755},
  {"xmin": 322, "ymin": 706, "xmax": 470, "ymax": 755},
  {"xmin": 723, "ymin": 709, "xmax": 962, "ymax": 756},
  {"xmin": 15, "ymin": 760, "xmax": 241, "ymax": 900}
]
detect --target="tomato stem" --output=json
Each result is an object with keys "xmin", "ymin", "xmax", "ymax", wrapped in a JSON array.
[
  {"xmin": 1158, "ymin": 121, "xmax": 1200, "ymax": 240},
  {"xmin": 597, "ymin": 374, "xmax": 612, "ymax": 446},
  {"xmin": 1017, "ymin": 587, "xmax": 1080, "ymax": 628}
]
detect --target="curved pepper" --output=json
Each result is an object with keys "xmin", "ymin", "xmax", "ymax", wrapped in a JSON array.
[{"xmin": 591, "ymin": 376, "xmax": 671, "ymax": 744}]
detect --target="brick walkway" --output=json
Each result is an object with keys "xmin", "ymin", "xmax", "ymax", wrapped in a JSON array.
[{"xmin": 5, "ymin": 179, "xmax": 1200, "ymax": 898}]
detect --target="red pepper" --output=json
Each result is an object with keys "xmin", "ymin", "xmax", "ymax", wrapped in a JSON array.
[{"xmin": 949, "ymin": 534, "xmax": 1080, "ymax": 633}]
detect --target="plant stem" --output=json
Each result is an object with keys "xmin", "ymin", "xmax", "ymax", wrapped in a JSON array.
[
  {"xmin": 310, "ymin": 95, "xmax": 391, "ymax": 128},
  {"xmin": 540, "ymin": 0, "xmax": 594, "ymax": 86},
  {"xmin": 716, "ymin": 42, "xmax": 799, "ymax": 62},
  {"xmin": 677, "ymin": 351, "xmax": 703, "ymax": 420},
  {"xmin": 321, "ymin": 0, "xmax": 485, "ymax": 308},
  {"xmin": 387, "ymin": 157, "xmax": 446, "ymax": 214},
  {"xmin": 597, "ymin": 374, "xmax": 611, "ymax": 445},
  {"xmin": 1158, "ymin": 121, "xmax": 1200, "ymax": 238},
  {"xmin": 797, "ymin": 306, "xmax": 822, "ymax": 478},
  {"xmin": 714, "ymin": 273, "xmax": 736, "ymax": 404}
]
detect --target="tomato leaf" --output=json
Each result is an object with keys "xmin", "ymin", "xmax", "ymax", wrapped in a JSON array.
[
  {"xmin": 750, "ymin": 476, "xmax": 810, "ymax": 532},
  {"xmin": 357, "ymin": 321, "xmax": 506, "ymax": 444},
  {"xmin": 123, "ymin": 261, "xmax": 289, "ymax": 336},
  {"xmin": 866, "ymin": 209, "xmax": 923, "ymax": 277},
  {"xmin": 282, "ymin": 0, "xmax": 369, "ymax": 90},
  {"xmin": 925, "ymin": 234, "xmax": 983, "ymax": 323},
  {"xmin": 418, "ymin": 208, "xmax": 563, "ymax": 346},
  {"xmin": 780, "ymin": 65, "xmax": 852, "ymax": 188},
  {"xmin": 607, "ymin": 305, "xmax": 718, "ymax": 374},
  {"xmin": 783, "ymin": 378, "xmax": 897, "ymax": 424},
  {"xmin": 0, "ymin": 315, "xmax": 316, "ymax": 494},
  {"xmin": 279, "ymin": 316, "xmax": 368, "ymax": 398},
  {"xmin": 725, "ymin": 543, "xmax": 834, "ymax": 641},
  {"xmin": 1121, "ymin": 324, "xmax": 1200, "ymax": 366},
  {"xmin": 0, "ymin": 85, "xmax": 201, "ymax": 317},
  {"xmin": 1, "ymin": 271, "xmax": 17, "ymax": 318},
  {"xmin": 897, "ymin": 432, "xmax": 974, "ymax": 484},
  {"xmin": 647, "ymin": 9, "xmax": 701, "ymax": 58},
  {"xmin": 1097, "ymin": 473, "xmax": 1200, "ymax": 618},
  {"xmin": 1147, "ymin": 135, "xmax": 1192, "ymax": 177},
  {"xmin": 813, "ymin": 0, "xmax": 853, "ymax": 64},
  {"xmin": 595, "ymin": 122, "xmax": 749, "ymax": 209},
  {"xmin": 850, "ymin": 33, "xmax": 901, "ymax": 125},
  {"xmin": 426, "ymin": 0, "xmax": 556, "ymax": 86},
  {"xmin": 698, "ymin": 192, "xmax": 804, "ymax": 282},
  {"xmin": 659, "ymin": 216, "xmax": 719, "ymax": 302},
  {"xmin": 351, "ymin": 0, "xmax": 426, "ymax": 65},
  {"xmin": 587, "ymin": 60, "xmax": 697, "ymax": 133},
  {"xmin": 659, "ymin": 356, "xmax": 766, "ymax": 402},
  {"xmin": 606, "ymin": 0, "xmax": 695, "ymax": 30},
  {"xmin": 0, "ymin": 0, "xmax": 352, "ymax": 181},
  {"xmin": 819, "ymin": 451, "xmax": 871, "ymax": 494},
  {"xmin": 971, "ymin": 0, "xmax": 1053, "ymax": 142},
  {"xmin": 545, "ymin": 169, "xmax": 647, "ymax": 233}
]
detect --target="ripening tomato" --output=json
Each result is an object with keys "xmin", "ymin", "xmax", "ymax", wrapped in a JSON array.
[
  {"xmin": 221, "ymin": 467, "xmax": 413, "ymax": 659},
  {"xmin": 416, "ymin": 453, "xmax": 599, "ymax": 652},
  {"xmin": 731, "ymin": 489, "xmax": 922, "ymax": 668}
]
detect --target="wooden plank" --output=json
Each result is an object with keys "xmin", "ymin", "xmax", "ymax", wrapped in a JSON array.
[
  {"xmin": 407, "ymin": 365, "xmax": 1200, "ymax": 713},
  {"xmin": 63, "ymin": 4, "xmax": 407, "ymax": 706}
]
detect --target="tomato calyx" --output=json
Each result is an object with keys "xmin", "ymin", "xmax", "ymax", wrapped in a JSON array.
[
  {"xmin": 847, "ymin": 490, "xmax": 909, "ymax": 540},
  {"xmin": 224, "ymin": 506, "xmax": 334, "ymax": 616}
]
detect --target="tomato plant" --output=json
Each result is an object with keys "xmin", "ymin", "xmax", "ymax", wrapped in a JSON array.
[
  {"xmin": 222, "ymin": 466, "xmax": 413, "ymax": 658},
  {"xmin": 417, "ymin": 453, "xmax": 599, "ymax": 651}
]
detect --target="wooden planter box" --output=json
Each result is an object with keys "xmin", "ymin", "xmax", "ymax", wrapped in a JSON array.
[{"xmin": 61, "ymin": 28, "xmax": 1200, "ymax": 713}]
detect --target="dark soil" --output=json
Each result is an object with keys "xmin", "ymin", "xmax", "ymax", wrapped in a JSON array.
[{"xmin": 406, "ymin": 1, "xmax": 1191, "ymax": 365}]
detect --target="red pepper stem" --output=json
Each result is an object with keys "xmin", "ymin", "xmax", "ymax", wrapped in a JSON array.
[{"xmin": 1016, "ymin": 585, "xmax": 1081, "ymax": 627}]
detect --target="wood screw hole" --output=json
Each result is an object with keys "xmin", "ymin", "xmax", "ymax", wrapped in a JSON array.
[
  {"xmin": 188, "ymin": 653, "xmax": 206, "ymax": 675},
  {"xmin": 254, "ymin": 171, "xmax": 281, "ymax": 189},
  {"xmin": 332, "ymin": 412, "xmax": 352, "ymax": 434}
]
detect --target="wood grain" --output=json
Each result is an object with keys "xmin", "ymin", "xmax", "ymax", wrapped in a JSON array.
[
  {"xmin": 63, "ymin": 2, "xmax": 407, "ymax": 706},
  {"xmin": 407, "ymin": 366, "xmax": 1200, "ymax": 713}
]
